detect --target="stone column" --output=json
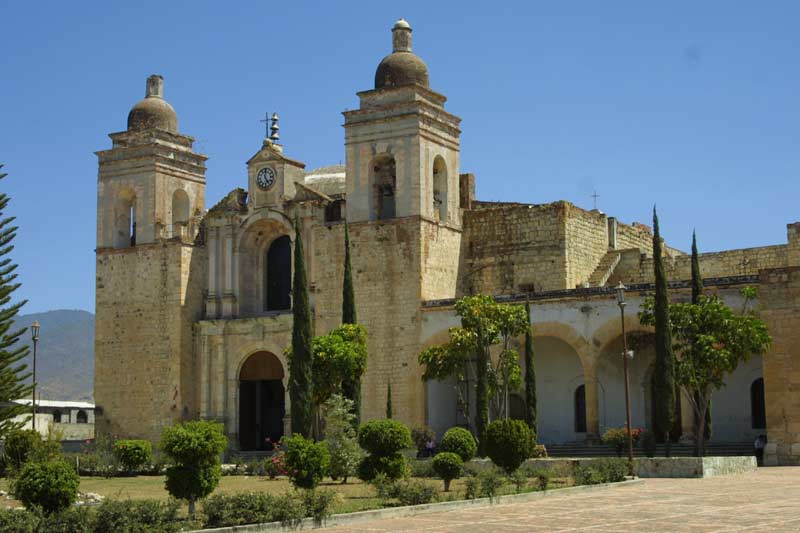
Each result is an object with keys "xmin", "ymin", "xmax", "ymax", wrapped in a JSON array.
[
  {"xmin": 584, "ymin": 363, "xmax": 600, "ymax": 438},
  {"xmin": 221, "ymin": 226, "xmax": 236, "ymax": 318},
  {"xmin": 205, "ymin": 227, "xmax": 219, "ymax": 318}
]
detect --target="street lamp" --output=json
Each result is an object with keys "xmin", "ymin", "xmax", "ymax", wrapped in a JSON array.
[
  {"xmin": 31, "ymin": 321, "xmax": 40, "ymax": 432},
  {"xmin": 615, "ymin": 282, "xmax": 635, "ymax": 475}
]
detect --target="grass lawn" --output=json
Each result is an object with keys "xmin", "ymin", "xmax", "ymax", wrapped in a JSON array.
[{"xmin": 0, "ymin": 473, "xmax": 573, "ymax": 515}]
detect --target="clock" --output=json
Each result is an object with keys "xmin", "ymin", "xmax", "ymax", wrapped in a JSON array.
[{"xmin": 256, "ymin": 167, "xmax": 276, "ymax": 190}]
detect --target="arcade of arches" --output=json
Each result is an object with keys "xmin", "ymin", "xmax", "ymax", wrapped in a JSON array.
[
  {"xmin": 447, "ymin": 332, "xmax": 767, "ymax": 445},
  {"xmin": 238, "ymin": 351, "xmax": 286, "ymax": 451}
]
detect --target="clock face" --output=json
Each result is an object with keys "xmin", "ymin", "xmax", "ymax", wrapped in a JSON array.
[{"xmin": 256, "ymin": 167, "xmax": 276, "ymax": 190}]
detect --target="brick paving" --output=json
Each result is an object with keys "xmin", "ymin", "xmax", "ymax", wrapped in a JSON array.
[{"xmin": 320, "ymin": 468, "xmax": 800, "ymax": 532}]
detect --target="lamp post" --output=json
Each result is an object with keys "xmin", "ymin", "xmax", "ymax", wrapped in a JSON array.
[
  {"xmin": 30, "ymin": 321, "xmax": 40, "ymax": 432},
  {"xmin": 615, "ymin": 283, "xmax": 635, "ymax": 475}
]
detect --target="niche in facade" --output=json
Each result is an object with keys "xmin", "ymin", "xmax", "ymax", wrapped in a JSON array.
[{"xmin": 372, "ymin": 155, "xmax": 396, "ymax": 220}]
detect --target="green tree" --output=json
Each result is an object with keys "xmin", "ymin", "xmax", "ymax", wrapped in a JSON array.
[
  {"xmin": 322, "ymin": 394, "xmax": 363, "ymax": 483},
  {"xmin": 160, "ymin": 420, "xmax": 227, "ymax": 519},
  {"xmin": 386, "ymin": 382, "xmax": 393, "ymax": 419},
  {"xmin": 0, "ymin": 165, "xmax": 33, "ymax": 438},
  {"xmin": 640, "ymin": 288, "xmax": 771, "ymax": 456},
  {"xmin": 652, "ymin": 207, "xmax": 676, "ymax": 454},
  {"xmin": 340, "ymin": 223, "xmax": 363, "ymax": 425},
  {"xmin": 691, "ymin": 231, "xmax": 711, "ymax": 448},
  {"xmin": 310, "ymin": 323, "xmax": 368, "ymax": 436},
  {"xmin": 289, "ymin": 212, "xmax": 313, "ymax": 438},
  {"xmin": 419, "ymin": 295, "xmax": 528, "ymax": 454},
  {"xmin": 523, "ymin": 302, "xmax": 537, "ymax": 440}
]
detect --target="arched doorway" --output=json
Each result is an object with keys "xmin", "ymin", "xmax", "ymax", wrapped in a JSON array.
[
  {"xmin": 751, "ymin": 378, "xmax": 766, "ymax": 430},
  {"xmin": 239, "ymin": 352, "xmax": 285, "ymax": 450},
  {"xmin": 533, "ymin": 336, "xmax": 585, "ymax": 444}
]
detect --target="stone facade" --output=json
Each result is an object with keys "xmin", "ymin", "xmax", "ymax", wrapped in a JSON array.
[{"xmin": 94, "ymin": 20, "xmax": 800, "ymax": 464}]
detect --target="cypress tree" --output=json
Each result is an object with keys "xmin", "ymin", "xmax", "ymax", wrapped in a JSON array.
[
  {"xmin": 691, "ymin": 230, "xmax": 711, "ymax": 445},
  {"xmin": 475, "ymin": 348, "xmax": 489, "ymax": 456},
  {"xmin": 0, "ymin": 165, "xmax": 33, "ymax": 437},
  {"xmin": 341, "ymin": 223, "xmax": 362, "ymax": 425},
  {"xmin": 523, "ymin": 302, "xmax": 538, "ymax": 440},
  {"xmin": 289, "ymin": 212, "xmax": 313, "ymax": 437},
  {"xmin": 386, "ymin": 382, "xmax": 393, "ymax": 419},
  {"xmin": 652, "ymin": 207, "xmax": 676, "ymax": 455}
]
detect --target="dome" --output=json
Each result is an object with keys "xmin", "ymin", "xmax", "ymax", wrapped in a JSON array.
[
  {"xmin": 374, "ymin": 19, "xmax": 430, "ymax": 90},
  {"xmin": 375, "ymin": 52, "xmax": 429, "ymax": 89},
  {"xmin": 127, "ymin": 75, "xmax": 178, "ymax": 134}
]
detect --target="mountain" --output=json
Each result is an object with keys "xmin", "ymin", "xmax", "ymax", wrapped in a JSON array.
[{"xmin": 14, "ymin": 310, "xmax": 94, "ymax": 402}]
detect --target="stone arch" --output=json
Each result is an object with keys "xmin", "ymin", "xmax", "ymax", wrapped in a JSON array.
[
  {"xmin": 237, "ymin": 351, "xmax": 286, "ymax": 450},
  {"xmin": 371, "ymin": 154, "xmax": 396, "ymax": 220},
  {"xmin": 171, "ymin": 189, "xmax": 190, "ymax": 230},
  {"xmin": 712, "ymin": 353, "xmax": 763, "ymax": 441},
  {"xmin": 596, "ymin": 329, "xmax": 657, "ymax": 435},
  {"xmin": 237, "ymin": 215, "xmax": 293, "ymax": 316},
  {"xmin": 432, "ymin": 155, "xmax": 447, "ymax": 222},
  {"xmin": 420, "ymin": 326, "xmax": 462, "ymax": 437},
  {"xmin": 113, "ymin": 186, "xmax": 137, "ymax": 248}
]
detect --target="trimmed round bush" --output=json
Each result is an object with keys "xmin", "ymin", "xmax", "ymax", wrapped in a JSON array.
[
  {"xmin": 358, "ymin": 419, "xmax": 413, "ymax": 456},
  {"xmin": 357, "ymin": 453, "xmax": 408, "ymax": 482},
  {"xmin": 431, "ymin": 452, "xmax": 463, "ymax": 491},
  {"xmin": 484, "ymin": 419, "xmax": 533, "ymax": 474},
  {"xmin": 113, "ymin": 439, "xmax": 153, "ymax": 474},
  {"xmin": 14, "ymin": 459, "xmax": 80, "ymax": 514},
  {"xmin": 439, "ymin": 427, "xmax": 477, "ymax": 462},
  {"xmin": 283, "ymin": 434, "xmax": 330, "ymax": 489}
]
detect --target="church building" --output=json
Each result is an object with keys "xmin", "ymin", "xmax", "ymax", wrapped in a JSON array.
[{"xmin": 94, "ymin": 20, "xmax": 800, "ymax": 465}]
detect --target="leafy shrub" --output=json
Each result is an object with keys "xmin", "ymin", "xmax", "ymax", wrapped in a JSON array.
[
  {"xmin": 358, "ymin": 453, "xmax": 408, "ymax": 482},
  {"xmin": 531, "ymin": 468, "xmax": 551, "ymax": 491},
  {"xmin": 38, "ymin": 506, "xmax": 93, "ymax": 533},
  {"xmin": 431, "ymin": 452, "xmax": 462, "ymax": 491},
  {"xmin": 160, "ymin": 420, "xmax": 227, "ymax": 518},
  {"xmin": 484, "ymin": 419, "xmax": 533, "ymax": 474},
  {"xmin": 391, "ymin": 479, "xmax": 438, "ymax": 506},
  {"xmin": 14, "ymin": 459, "xmax": 80, "ymax": 514},
  {"xmin": 113, "ymin": 440, "xmax": 153, "ymax": 474},
  {"xmin": 595, "ymin": 458, "xmax": 629, "ymax": 482},
  {"xmin": 264, "ymin": 452, "xmax": 287, "ymax": 479},
  {"xmin": 531, "ymin": 444, "xmax": 548, "ymax": 458},
  {"xmin": 202, "ymin": 492, "xmax": 276, "ymax": 528},
  {"xmin": 272, "ymin": 492, "xmax": 307, "ymax": 529},
  {"xmin": 4, "ymin": 429, "xmax": 41, "ymax": 471},
  {"xmin": 323, "ymin": 394, "xmax": 363, "ymax": 483},
  {"xmin": 0, "ymin": 507, "xmax": 40, "ymax": 533},
  {"xmin": 572, "ymin": 464, "xmax": 604, "ymax": 486},
  {"xmin": 369, "ymin": 472, "xmax": 394, "ymax": 499},
  {"xmin": 478, "ymin": 467, "xmax": 506, "ymax": 501},
  {"xmin": 358, "ymin": 419, "xmax": 413, "ymax": 456},
  {"xmin": 93, "ymin": 498, "xmax": 183, "ymax": 533},
  {"xmin": 284, "ymin": 434, "xmax": 330, "ymax": 489},
  {"xmin": 508, "ymin": 469, "xmax": 528, "ymax": 493},
  {"xmin": 601, "ymin": 427, "xmax": 642, "ymax": 457},
  {"xmin": 640, "ymin": 431, "xmax": 657, "ymax": 457},
  {"xmin": 411, "ymin": 426, "xmax": 435, "ymax": 456},
  {"xmin": 439, "ymin": 427, "xmax": 477, "ymax": 462},
  {"xmin": 408, "ymin": 458, "xmax": 434, "ymax": 478},
  {"xmin": 302, "ymin": 488, "xmax": 339, "ymax": 525},
  {"xmin": 464, "ymin": 476, "xmax": 479, "ymax": 500}
]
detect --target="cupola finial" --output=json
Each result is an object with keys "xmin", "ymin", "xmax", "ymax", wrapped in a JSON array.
[{"xmin": 392, "ymin": 19, "xmax": 412, "ymax": 53}]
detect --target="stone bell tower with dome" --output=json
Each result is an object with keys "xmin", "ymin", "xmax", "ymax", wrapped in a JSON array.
[{"xmin": 94, "ymin": 74, "xmax": 208, "ymax": 442}]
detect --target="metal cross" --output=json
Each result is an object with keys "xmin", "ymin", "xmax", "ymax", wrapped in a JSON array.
[
  {"xmin": 260, "ymin": 112, "xmax": 271, "ymax": 138},
  {"xmin": 591, "ymin": 190, "xmax": 600, "ymax": 210}
]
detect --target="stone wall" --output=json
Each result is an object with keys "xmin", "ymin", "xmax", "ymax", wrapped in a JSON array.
[
  {"xmin": 610, "ymin": 245, "xmax": 788, "ymax": 286},
  {"xmin": 462, "ymin": 203, "xmax": 567, "ymax": 295},
  {"xmin": 564, "ymin": 206, "xmax": 609, "ymax": 289},
  {"xmin": 94, "ymin": 241, "xmax": 205, "ymax": 442},
  {"xmin": 760, "ymin": 267, "xmax": 800, "ymax": 465}
]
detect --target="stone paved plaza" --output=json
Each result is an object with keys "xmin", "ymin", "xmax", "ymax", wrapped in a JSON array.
[{"xmin": 320, "ymin": 468, "xmax": 800, "ymax": 532}]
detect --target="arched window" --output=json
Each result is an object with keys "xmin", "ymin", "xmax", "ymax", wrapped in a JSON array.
[
  {"xmin": 76, "ymin": 410, "xmax": 88, "ymax": 424},
  {"xmin": 52, "ymin": 410, "xmax": 62, "ymax": 424},
  {"xmin": 265, "ymin": 235, "xmax": 291, "ymax": 311},
  {"xmin": 372, "ymin": 156, "xmax": 396, "ymax": 220},
  {"xmin": 751, "ymin": 378, "xmax": 766, "ymax": 429},
  {"xmin": 171, "ymin": 189, "xmax": 190, "ymax": 237},
  {"xmin": 432, "ymin": 156, "xmax": 447, "ymax": 221},
  {"xmin": 574, "ymin": 384, "xmax": 587, "ymax": 433},
  {"xmin": 114, "ymin": 189, "xmax": 136, "ymax": 248}
]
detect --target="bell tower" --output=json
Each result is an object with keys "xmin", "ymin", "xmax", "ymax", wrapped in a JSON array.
[
  {"xmin": 246, "ymin": 114, "xmax": 306, "ymax": 209},
  {"xmin": 94, "ymin": 75, "xmax": 207, "ymax": 443},
  {"xmin": 344, "ymin": 19, "xmax": 462, "ymax": 227}
]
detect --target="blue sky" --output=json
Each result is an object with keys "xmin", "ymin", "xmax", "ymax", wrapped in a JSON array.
[{"xmin": 1, "ymin": 1, "xmax": 798, "ymax": 314}]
